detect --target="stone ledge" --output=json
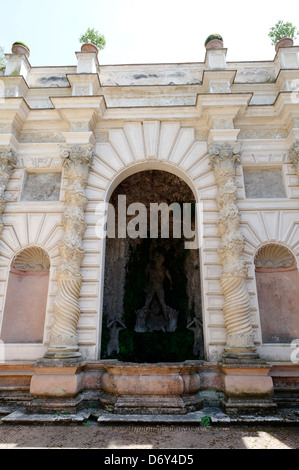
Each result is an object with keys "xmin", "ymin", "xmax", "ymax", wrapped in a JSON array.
[
  {"xmin": 1, "ymin": 407, "xmax": 299, "ymax": 425},
  {"xmin": 95, "ymin": 407, "xmax": 299, "ymax": 425},
  {"xmin": 1, "ymin": 410, "xmax": 91, "ymax": 424}
]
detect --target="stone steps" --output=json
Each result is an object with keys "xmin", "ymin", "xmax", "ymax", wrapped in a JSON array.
[{"xmin": 2, "ymin": 407, "xmax": 299, "ymax": 425}]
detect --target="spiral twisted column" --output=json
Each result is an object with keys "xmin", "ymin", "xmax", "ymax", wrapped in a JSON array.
[
  {"xmin": 209, "ymin": 143, "xmax": 259, "ymax": 362},
  {"xmin": 45, "ymin": 144, "xmax": 94, "ymax": 360},
  {"xmin": 0, "ymin": 147, "xmax": 17, "ymax": 234}
]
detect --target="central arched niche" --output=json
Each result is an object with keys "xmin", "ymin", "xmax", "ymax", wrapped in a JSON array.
[{"xmin": 101, "ymin": 169, "xmax": 203, "ymax": 363}]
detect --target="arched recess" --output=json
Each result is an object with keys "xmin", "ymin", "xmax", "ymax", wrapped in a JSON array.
[
  {"xmin": 91, "ymin": 122, "xmax": 215, "ymax": 360},
  {"xmin": 99, "ymin": 163, "xmax": 203, "ymax": 363},
  {"xmin": 105, "ymin": 160, "xmax": 200, "ymax": 205},
  {"xmin": 0, "ymin": 246, "xmax": 50, "ymax": 344},
  {"xmin": 254, "ymin": 243, "xmax": 299, "ymax": 344}
]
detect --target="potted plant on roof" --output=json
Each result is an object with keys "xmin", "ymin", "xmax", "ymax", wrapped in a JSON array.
[
  {"xmin": 268, "ymin": 20, "xmax": 299, "ymax": 52},
  {"xmin": 11, "ymin": 41, "xmax": 30, "ymax": 58},
  {"xmin": 204, "ymin": 34, "xmax": 224, "ymax": 49},
  {"xmin": 79, "ymin": 28, "xmax": 106, "ymax": 54}
]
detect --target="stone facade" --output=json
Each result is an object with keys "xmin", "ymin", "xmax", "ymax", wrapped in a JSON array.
[{"xmin": 0, "ymin": 42, "xmax": 299, "ymax": 413}]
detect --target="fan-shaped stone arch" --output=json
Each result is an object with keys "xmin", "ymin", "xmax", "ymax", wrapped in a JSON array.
[
  {"xmin": 88, "ymin": 122, "xmax": 218, "ymax": 359},
  {"xmin": 91, "ymin": 121, "xmax": 208, "ymax": 204}
]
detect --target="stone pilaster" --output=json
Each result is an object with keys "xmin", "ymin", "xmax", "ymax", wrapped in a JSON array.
[
  {"xmin": 209, "ymin": 142, "xmax": 259, "ymax": 362},
  {"xmin": 0, "ymin": 147, "xmax": 17, "ymax": 233},
  {"xmin": 44, "ymin": 144, "xmax": 94, "ymax": 360},
  {"xmin": 289, "ymin": 142, "xmax": 299, "ymax": 180}
]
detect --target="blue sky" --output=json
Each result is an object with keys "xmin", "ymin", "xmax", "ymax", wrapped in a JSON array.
[{"xmin": 1, "ymin": 0, "xmax": 299, "ymax": 66}]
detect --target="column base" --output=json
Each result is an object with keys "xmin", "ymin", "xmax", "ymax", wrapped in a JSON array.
[
  {"xmin": 43, "ymin": 350, "xmax": 82, "ymax": 361},
  {"xmin": 43, "ymin": 342, "xmax": 82, "ymax": 361},
  {"xmin": 222, "ymin": 349, "xmax": 263, "ymax": 364}
]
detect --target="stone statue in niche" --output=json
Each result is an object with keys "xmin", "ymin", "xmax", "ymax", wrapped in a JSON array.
[
  {"xmin": 187, "ymin": 317, "xmax": 204, "ymax": 359},
  {"xmin": 106, "ymin": 318, "xmax": 126, "ymax": 357},
  {"xmin": 135, "ymin": 251, "xmax": 179, "ymax": 333}
]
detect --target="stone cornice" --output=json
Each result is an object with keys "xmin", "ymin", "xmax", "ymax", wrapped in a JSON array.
[
  {"xmin": 49, "ymin": 95, "xmax": 106, "ymax": 130},
  {"xmin": 0, "ymin": 97, "xmax": 30, "ymax": 139}
]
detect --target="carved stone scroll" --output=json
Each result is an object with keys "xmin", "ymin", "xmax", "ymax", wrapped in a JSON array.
[
  {"xmin": 0, "ymin": 147, "xmax": 17, "ymax": 233},
  {"xmin": 45, "ymin": 145, "xmax": 94, "ymax": 360},
  {"xmin": 209, "ymin": 142, "xmax": 258, "ymax": 361}
]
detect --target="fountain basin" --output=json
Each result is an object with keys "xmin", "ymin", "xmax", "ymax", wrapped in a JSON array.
[{"xmin": 100, "ymin": 361, "xmax": 203, "ymax": 414}]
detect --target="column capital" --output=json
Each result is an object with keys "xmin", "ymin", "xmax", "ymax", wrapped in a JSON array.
[
  {"xmin": 0, "ymin": 147, "xmax": 17, "ymax": 175},
  {"xmin": 61, "ymin": 144, "xmax": 94, "ymax": 173},
  {"xmin": 208, "ymin": 142, "xmax": 242, "ymax": 171}
]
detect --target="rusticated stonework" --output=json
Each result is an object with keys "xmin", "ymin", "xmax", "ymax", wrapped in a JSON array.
[
  {"xmin": 0, "ymin": 147, "xmax": 17, "ymax": 233},
  {"xmin": 45, "ymin": 144, "xmax": 94, "ymax": 359},
  {"xmin": 209, "ymin": 142, "xmax": 258, "ymax": 361}
]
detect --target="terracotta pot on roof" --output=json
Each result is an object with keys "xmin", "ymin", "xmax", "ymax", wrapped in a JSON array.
[
  {"xmin": 205, "ymin": 39, "xmax": 224, "ymax": 49},
  {"xmin": 81, "ymin": 43, "xmax": 98, "ymax": 54},
  {"xmin": 11, "ymin": 44, "xmax": 30, "ymax": 58},
  {"xmin": 275, "ymin": 37, "xmax": 294, "ymax": 52}
]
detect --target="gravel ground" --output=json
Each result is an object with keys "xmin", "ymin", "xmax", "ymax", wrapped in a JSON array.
[{"xmin": 0, "ymin": 423, "xmax": 298, "ymax": 449}]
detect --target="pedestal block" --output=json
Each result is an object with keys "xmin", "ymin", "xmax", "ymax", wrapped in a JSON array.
[
  {"xmin": 28, "ymin": 360, "xmax": 86, "ymax": 414},
  {"xmin": 100, "ymin": 361, "xmax": 203, "ymax": 415},
  {"xmin": 220, "ymin": 363, "xmax": 277, "ymax": 414}
]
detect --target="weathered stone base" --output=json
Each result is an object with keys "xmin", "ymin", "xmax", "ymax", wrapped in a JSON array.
[
  {"xmin": 270, "ymin": 363, "xmax": 299, "ymax": 408},
  {"xmin": 0, "ymin": 360, "xmax": 298, "ymax": 419},
  {"xmin": 30, "ymin": 360, "xmax": 85, "ymax": 399},
  {"xmin": 222, "ymin": 352, "xmax": 263, "ymax": 364},
  {"xmin": 26, "ymin": 394, "xmax": 84, "ymax": 415},
  {"xmin": 100, "ymin": 361, "xmax": 203, "ymax": 415},
  {"xmin": 221, "ymin": 397, "xmax": 277, "ymax": 415},
  {"xmin": 100, "ymin": 393, "xmax": 203, "ymax": 415},
  {"xmin": 220, "ymin": 362, "xmax": 276, "ymax": 414}
]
